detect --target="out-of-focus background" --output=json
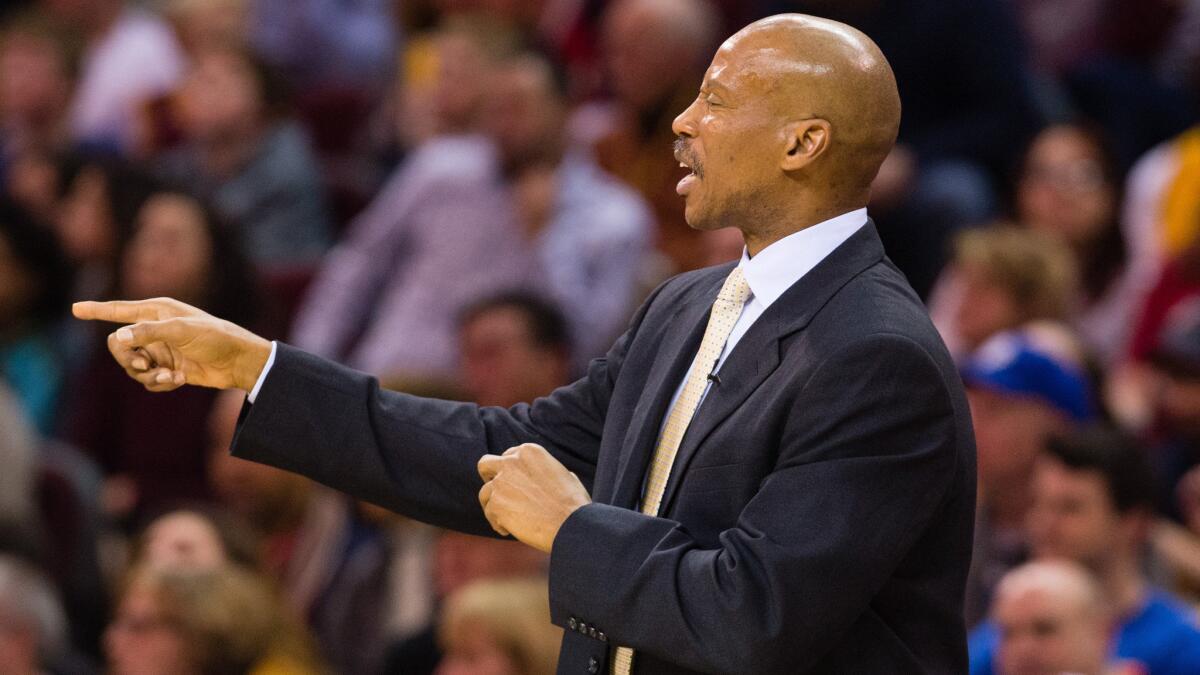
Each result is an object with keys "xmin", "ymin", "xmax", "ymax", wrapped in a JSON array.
[{"xmin": 0, "ymin": 1, "xmax": 1198, "ymax": 673}]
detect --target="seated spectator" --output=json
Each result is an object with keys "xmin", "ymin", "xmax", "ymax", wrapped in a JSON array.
[
  {"xmin": 961, "ymin": 323, "xmax": 1096, "ymax": 625},
  {"xmin": 0, "ymin": 198, "xmax": 71, "ymax": 434},
  {"xmin": 971, "ymin": 427, "xmax": 1200, "ymax": 675},
  {"xmin": 490, "ymin": 54, "xmax": 651, "ymax": 366},
  {"xmin": 383, "ymin": 531, "xmax": 548, "ymax": 675},
  {"xmin": 1141, "ymin": 303, "xmax": 1200, "ymax": 520},
  {"xmin": 930, "ymin": 123, "xmax": 1131, "ymax": 362},
  {"xmin": 990, "ymin": 560, "xmax": 1137, "ymax": 675},
  {"xmin": 931, "ymin": 225, "xmax": 1080, "ymax": 361},
  {"xmin": 579, "ymin": 0, "xmax": 720, "ymax": 274},
  {"xmin": 206, "ymin": 389, "xmax": 395, "ymax": 674},
  {"xmin": 155, "ymin": 42, "xmax": 332, "ymax": 270},
  {"xmin": 436, "ymin": 577, "xmax": 561, "ymax": 675},
  {"xmin": 0, "ymin": 12, "xmax": 74, "ymax": 199},
  {"xmin": 63, "ymin": 189, "xmax": 258, "ymax": 523},
  {"xmin": 1016, "ymin": 124, "xmax": 1132, "ymax": 361},
  {"xmin": 0, "ymin": 554, "xmax": 71, "ymax": 675},
  {"xmin": 293, "ymin": 49, "xmax": 650, "ymax": 381},
  {"xmin": 52, "ymin": 0, "xmax": 186, "ymax": 153},
  {"xmin": 459, "ymin": 292, "xmax": 572, "ymax": 408},
  {"xmin": 135, "ymin": 508, "xmax": 262, "ymax": 573},
  {"xmin": 52, "ymin": 156, "xmax": 159, "ymax": 304},
  {"xmin": 105, "ymin": 563, "xmax": 320, "ymax": 675}
]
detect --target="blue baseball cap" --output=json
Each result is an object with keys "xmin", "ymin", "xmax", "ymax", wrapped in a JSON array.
[{"xmin": 961, "ymin": 329, "xmax": 1096, "ymax": 422}]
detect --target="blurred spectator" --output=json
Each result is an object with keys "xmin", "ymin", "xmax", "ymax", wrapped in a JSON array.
[
  {"xmin": 989, "ymin": 560, "xmax": 1132, "ymax": 675},
  {"xmin": 436, "ymin": 577, "xmax": 560, "ymax": 675},
  {"xmin": 293, "ymin": 49, "xmax": 649, "ymax": 381},
  {"xmin": 248, "ymin": 0, "xmax": 399, "ymax": 95},
  {"xmin": 63, "ymin": 189, "xmax": 258, "ymax": 522},
  {"xmin": 771, "ymin": 0, "xmax": 1040, "ymax": 297},
  {"xmin": 0, "ymin": 554, "xmax": 70, "ymax": 675},
  {"xmin": 961, "ymin": 323, "xmax": 1095, "ymax": 625},
  {"xmin": 1135, "ymin": 303, "xmax": 1200, "ymax": 522},
  {"xmin": 105, "ymin": 563, "xmax": 321, "ymax": 675},
  {"xmin": 459, "ymin": 292, "xmax": 571, "ymax": 408},
  {"xmin": 930, "ymin": 225, "xmax": 1080, "ymax": 361},
  {"xmin": 576, "ymin": 0, "xmax": 719, "ymax": 274},
  {"xmin": 0, "ymin": 13, "xmax": 74, "ymax": 191},
  {"xmin": 155, "ymin": 42, "xmax": 332, "ymax": 270},
  {"xmin": 1122, "ymin": 126, "xmax": 1200, "ymax": 361},
  {"xmin": 0, "ymin": 384, "xmax": 37, "ymax": 557},
  {"xmin": 46, "ymin": 0, "xmax": 186, "ymax": 152},
  {"xmin": 487, "ymin": 53, "xmax": 650, "ymax": 364},
  {"xmin": 135, "ymin": 508, "xmax": 262, "ymax": 573},
  {"xmin": 1015, "ymin": 124, "xmax": 1131, "ymax": 362},
  {"xmin": 207, "ymin": 389, "xmax": 397, "ymax": 674},
  {"xmin": 971, "ymin": 427, "xmax": 1200, "ymax": 675},
  {"xmin": 383, "ymin": 531, "xmax": 547, "ymax": 675},
  {"xmin": 52, "ymin": 156, "xmax": 158, "ymax": 303},
  {"xmin": 0, "ymin": 198, "xmax": 70, "ymax": 434},
  {"xmin": 391, "ymin": 14, "xmax": 524, "ymax": 153}
]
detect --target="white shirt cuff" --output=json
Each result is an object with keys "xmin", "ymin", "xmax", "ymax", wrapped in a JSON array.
[{"xmin": 247, "ymin": 340, "xmax": 277, "ymax": 404}]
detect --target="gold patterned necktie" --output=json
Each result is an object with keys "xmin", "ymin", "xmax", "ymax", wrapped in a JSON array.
[{"xmin": 611, "ymin": 266, "xmax": 753, "ymax": 675}]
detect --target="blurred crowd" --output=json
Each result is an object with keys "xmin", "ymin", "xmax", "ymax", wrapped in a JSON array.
[{"xmin": 0, "ymin": 0, "xmax": 1198, "ymax": 673}]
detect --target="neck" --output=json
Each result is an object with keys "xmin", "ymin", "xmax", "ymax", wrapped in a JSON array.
[
  {"xmin": 982, "ymin": 474, "xmax": 1034, "ymax": 529},
  {"xmin": 1098, "ymin": 552, "xmax": 1147, "ymax": 618},
  {"xmin": 742, "ymin": 199, "xmax": 864, "ymax": 257}
]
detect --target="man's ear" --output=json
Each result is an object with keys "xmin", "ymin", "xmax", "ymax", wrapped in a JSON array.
[{"xmin": 781, "ymin": 118, "xmax": 831, "ymax": 172}]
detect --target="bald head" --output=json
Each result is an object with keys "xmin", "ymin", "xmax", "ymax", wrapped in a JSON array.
[
  {"xmin": 728, "ymin": 14, "xmax": 900, "ymax": 190},
  {"xmin": 992, "ymin": 560, "xmax": 1112, "ymax": 675},
  {"xmin": 670, "ymin": 13, "xmax": 900, "ymax": 251}
]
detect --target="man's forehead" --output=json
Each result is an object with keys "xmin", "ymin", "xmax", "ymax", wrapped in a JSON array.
[{"xmin": 704, "ymin": 43, "xmax": 827, "ymax": 91}]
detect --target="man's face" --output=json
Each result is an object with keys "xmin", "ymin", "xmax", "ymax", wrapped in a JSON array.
[
  {"xmin": 460, "ymin": 306, "xmax": 566, "ymax": 408},
  {"xmin": 967, "ymin": 388, "xmax": 1063, "ymax": 488},
  {"xmin": 671, "ymin": 39, "xmax": 783, "ymax": 232},
  {"xmin": 483, "ymin": 62, "xmax": 562, "ymax": 173},
  {"xmin": 993, "ymin": 585, "xmax": 1108, "ymax": 675},
  {"xmin": 1026, "ymin": 457, "xmax": 1121, "ymax": 566}
]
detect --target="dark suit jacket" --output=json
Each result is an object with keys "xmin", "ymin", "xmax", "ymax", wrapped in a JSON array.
[{"xmin": 232, "ymin": 222, "xmax": 976, "ymax": 674}]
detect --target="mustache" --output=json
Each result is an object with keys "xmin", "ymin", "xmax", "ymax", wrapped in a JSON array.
[{"xmin": 673, "ymin": 138, "xmax": 703, "ymax": 176}]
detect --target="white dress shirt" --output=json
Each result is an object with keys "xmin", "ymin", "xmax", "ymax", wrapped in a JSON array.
[
  {"xmin": 660, "ymin": 208, "xmax": 868, "ymax": 421},
  {"xmin": 250, "ymin": 208, "xmax": 869, "ymax": 404}
]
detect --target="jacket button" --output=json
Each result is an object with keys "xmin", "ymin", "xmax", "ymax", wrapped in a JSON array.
[
  {"xmin": 598, "ymin": 631, "xmax": 607, "ymax": 643},
  {"xmin": 568, "ymin": 617, "xmax": 578, "ymax": 631},
  {"xmin": 588, "ymin": 627, "xmax": 597, "ymax": 638},
  {"xmin": 578, "ymin": 622, "xmax": 589, "ymax": 634},
  {"xmin": 588, "ymin": 656, "xmax": 599, "ymax": 674}
]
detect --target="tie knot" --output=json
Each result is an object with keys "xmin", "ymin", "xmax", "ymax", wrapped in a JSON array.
[{"xmin": 717, "ymin": 267, "xmax": 752, "ymax": 306}]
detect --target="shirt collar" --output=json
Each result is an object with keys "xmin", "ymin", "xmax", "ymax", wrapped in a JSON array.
[{"xmin": 737, "ymin": 208, "xmax": 869, "ymax": 310}]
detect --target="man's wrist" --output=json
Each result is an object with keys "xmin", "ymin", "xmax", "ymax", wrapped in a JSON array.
[{"xmin": 235, "ymin": 334, "xmax": 274, "ymax": 393}]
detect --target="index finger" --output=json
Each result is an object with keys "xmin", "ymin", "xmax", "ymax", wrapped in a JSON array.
[{"xmin": 73, "ymin": 298, "xmax": 193, "ymax": 324}]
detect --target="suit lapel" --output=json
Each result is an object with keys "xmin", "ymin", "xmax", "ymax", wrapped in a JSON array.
[
  {"xmin": 608, "ymin": 269, "xmax": 728, "ymax": 510},
  {"xmin": 657, "ymin": 221, "xmax": 887, "ymax": 515}
]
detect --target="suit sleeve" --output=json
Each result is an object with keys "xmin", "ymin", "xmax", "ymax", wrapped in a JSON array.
[
  {"xmin": 229, "ymin": 279, "xmax": 664, "ymax": 537},
  {"xmin": 547, "ymin": 332, "xmax": 962, "ymax": 673}
]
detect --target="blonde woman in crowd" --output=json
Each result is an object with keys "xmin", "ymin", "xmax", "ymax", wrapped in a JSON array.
[
  {"xmin": 437, "ymin": 577, "xmax": 561, "ymax": 675},
  {"xmin": 105, "ymin": 563, "xmax": 322, "ymax": 675}
]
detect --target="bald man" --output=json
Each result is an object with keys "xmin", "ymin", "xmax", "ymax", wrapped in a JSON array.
[
  {"xmin": 991, "ymin": 561, "xmax": 1118, "ymax": 675},
  {"xmin": 74, "ymin": 14, "xmax": 976, "ymax": 674}
]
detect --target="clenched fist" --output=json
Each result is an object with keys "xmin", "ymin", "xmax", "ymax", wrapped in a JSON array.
[
  {"xmin": 72, "ymin": 297, "xmax": 272, "ymax": 393},
  {"xmin": 477, "ymin": 443, "xmax": 592, "ymax": 553}
]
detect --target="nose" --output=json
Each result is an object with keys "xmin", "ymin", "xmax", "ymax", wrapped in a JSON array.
[{"xmin": 672, "ymin": 98, "xmax": 699, "ymax": 138}]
